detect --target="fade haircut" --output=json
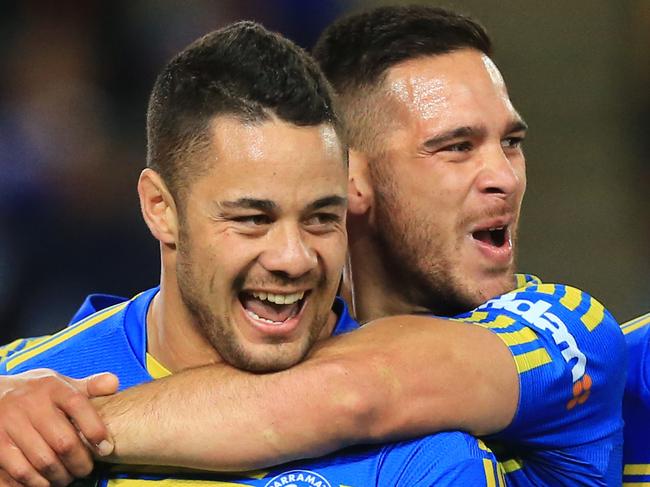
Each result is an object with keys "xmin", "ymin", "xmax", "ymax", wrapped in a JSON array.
[
  {"xmin": 312, "ymin": 5, "xmax": 492, "ymax": 155},
  {"xmin": 147, "ymin": 21, "xmax": 342, "ymax": 203}
]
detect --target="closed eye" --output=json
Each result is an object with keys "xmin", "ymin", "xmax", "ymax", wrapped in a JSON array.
[
  {"xmin": 305, "ymin": 213, "xmax": 341, "ymax": 226},
  {"xmin": 439, "ymin": 141, "xmax": 473, "ymax": 153},
  {"xmin": 231, "ymin": 214, "xmax": 272, "ymax": 226}
]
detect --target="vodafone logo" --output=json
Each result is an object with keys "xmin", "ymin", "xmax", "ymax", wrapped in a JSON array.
[{"xmin": 479, "ymin": 293, "xmax": 591, "ymax": 409}]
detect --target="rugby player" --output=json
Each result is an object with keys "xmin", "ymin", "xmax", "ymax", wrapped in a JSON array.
[
  {"xmin": 0, "ymin": 5, "xmax": 626, "ymax": 486},
  {"xmin": 0, "ymin": 20, "xmax": 500, "ymax": 487}
]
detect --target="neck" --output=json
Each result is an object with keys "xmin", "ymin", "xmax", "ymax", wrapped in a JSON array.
[
  {"xmin": 348, "ymin": 228, "xmax": 429, "ymax": 323},
  {"xmin": 146, "ymin": 264, "xmax": 222, "ymax": 373}
]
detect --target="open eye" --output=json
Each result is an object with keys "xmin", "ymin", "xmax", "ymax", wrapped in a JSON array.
[{"xmin": 502, "ymin": 136, "xmax": 524, "ymax": 149}]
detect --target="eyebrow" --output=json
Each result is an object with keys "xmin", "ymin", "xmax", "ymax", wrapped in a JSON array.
[
  {"xmin": 217, "ymin": 195, "xmax": 347, "ymax": 213},
  {"xmin": 423, "ymin": 126, "xmax": 483, "ymax": 149},
  {"xmin": 305, "ymin": 195, "xmax": 348, "ymax": 212},
  {"xmin": 423, "ymin": 118, "xmax": 529, "ymax": 150},
  {"xmin": 507, "ymin": 119, "xmax": 529, "ymax": 134},
  {"xmin": 219, "ymin": 198, "xmax": 277, "ymax": 212}
]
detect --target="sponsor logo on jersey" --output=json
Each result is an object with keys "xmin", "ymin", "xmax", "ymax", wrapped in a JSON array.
[
  {"xmin": 264, "ymin": 469, "xmax": 332, "ymax": 487},
  {"xmin": 480, "ymin": 293, "xmax": 591, "ymax": 408}
]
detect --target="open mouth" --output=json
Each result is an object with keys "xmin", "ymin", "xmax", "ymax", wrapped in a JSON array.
[
  {"xmin": 239, "ymin": 290, "xmax": 308, "ymax": 325},
  {"xmin": 472, "ymin": 226, "xmax": 508, "ymax": 248}
]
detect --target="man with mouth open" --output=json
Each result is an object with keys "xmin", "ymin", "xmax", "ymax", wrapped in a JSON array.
[
  {"xmin": 0, "ymin": 18, "xmax": 501, "ymax": 487},
  {"xmin": 0, "ymin": 5, "xmax": 626, "ymax": 487}
]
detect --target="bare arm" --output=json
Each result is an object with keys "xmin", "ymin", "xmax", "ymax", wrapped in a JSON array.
[{"xmin": 96, "ymin": 316, "xmax": 518, "ymax": 471}]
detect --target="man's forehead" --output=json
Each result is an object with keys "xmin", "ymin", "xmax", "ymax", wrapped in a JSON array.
[
  {"xmin": 210, "ymin": 115, "xmax": 341, "ymax": 153},
  {"xmin": 382, "ymin": 49, "xmax": 518, "ymax": 127}
]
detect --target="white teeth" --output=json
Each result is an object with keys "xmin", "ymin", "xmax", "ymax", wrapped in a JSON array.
[
  {"xmin": 251, "ymin": 291, "xmax": 305, "ymax": 305},
  {"xmin": 245, "ymin": 309, "xmax": 284, "ymax": 325},
  {"xmin": 488, "ymin": 226, "xmax": 505, "ymax": 232}
]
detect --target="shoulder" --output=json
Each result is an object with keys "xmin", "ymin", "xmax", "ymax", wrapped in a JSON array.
[
  {"xmin": 455, "ymin": 276, "xmax": 625, "ymax": 479},
  {"xmin": 465, "ymin": 278, "xmax": 626, "ymax": 383},
  {"xmin": 2, "ymin": 299, "xmax": 131, "ymax": 377}
]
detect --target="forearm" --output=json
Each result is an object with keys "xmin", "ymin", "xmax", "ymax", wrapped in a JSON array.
[
  {"xmin": 94, "ymin": 317, "xmax": 518, "ymax": 471},
  {"xmin": 93, "ymin": 353, "xmax": 374, "ymax": 471}
]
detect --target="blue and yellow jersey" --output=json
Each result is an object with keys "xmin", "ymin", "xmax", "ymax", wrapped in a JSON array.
[
  {"xmin": 0, "ymin": 288, "xmax": 500, "ymax": 487},
  {"xmin": 454, "ymin": 274, "xmax": 626, "ymax": 486},
  {"xmin": 0, "ymin": 336, "xmax": 50, "ymax": 361},
  {"xmin": 621, "ymin": 312, "xmax": 650, "ymax": 486}
]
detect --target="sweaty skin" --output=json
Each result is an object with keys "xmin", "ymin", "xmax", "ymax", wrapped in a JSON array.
[
  {"xmin": 93, "ymin": 315, "xmax": 516, "ymax": 470},
  {"xmin": 0, "ymin": 41, "xmax": 624, "ymax": 485}
]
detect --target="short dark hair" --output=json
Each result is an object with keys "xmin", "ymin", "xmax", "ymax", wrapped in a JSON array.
[
  {"xmin": 312, "ymin": 5, "xmax": 492, "ymax": 153},
  {"xmin": 147, "ymin": 21, "xmax": 342, "ymax": 201}
]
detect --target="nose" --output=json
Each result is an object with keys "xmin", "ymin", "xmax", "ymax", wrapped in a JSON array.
[
  {"xmin": 258, "ymin": 222, "xmax": 318, "ymax": 279},
  {"xmin": 476, "ymin": 145, "xmax": 523, "ymax": 198}
]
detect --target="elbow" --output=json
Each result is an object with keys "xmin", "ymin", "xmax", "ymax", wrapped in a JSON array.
[{"xmin": 314, "ymin": 355, "xmax": 387, "ymax": 444}]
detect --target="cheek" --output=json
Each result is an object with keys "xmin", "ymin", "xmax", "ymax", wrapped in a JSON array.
[{"xmin": 319, "ymin": 234, "xmax": 348, "ymax": 274}]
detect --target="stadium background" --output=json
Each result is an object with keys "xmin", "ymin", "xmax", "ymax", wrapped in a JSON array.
[{"xmin": 0, "ymin": 0, "xmax": 648, "ymax": 342}]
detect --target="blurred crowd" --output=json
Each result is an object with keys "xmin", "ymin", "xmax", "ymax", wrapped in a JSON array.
[{"xmin": 0, "ymin": 0, "xmax": 648, "ymax": 343}]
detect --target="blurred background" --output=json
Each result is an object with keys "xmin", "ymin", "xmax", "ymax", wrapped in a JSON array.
[{"xmin": 0, "ymin": 0, "xmax": 647, "ymax": 342}]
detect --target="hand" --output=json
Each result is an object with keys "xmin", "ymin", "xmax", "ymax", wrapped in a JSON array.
[{"xmin": 0, "ymin": 369, "xmax": 118, "ymax": 487}]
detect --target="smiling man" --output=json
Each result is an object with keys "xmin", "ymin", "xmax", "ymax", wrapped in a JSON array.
[
  {"xmin": 148, "ymin": 114, "xmax": 348, "ymax": 375},
  {"xmin": 0, "ymin": 19, "xmax": 500, "ymax": 487},
  {"xmin": 0, "ymin": 5, "xmax": 626, "ymax": 487}
]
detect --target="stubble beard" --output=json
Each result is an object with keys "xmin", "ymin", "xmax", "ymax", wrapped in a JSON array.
[
  {"xmin": 370, "ymin": 162, "xmax": 489, "ymax": 316},
  {"xmin": 176, "ymin": 231, "xmax": 332, "ymax": 373},
  {"xmin": 374, "ymin": 187, "xmax": 519, "ymax": 316},
  {"xmin": 374, "ymin": 194, "xmax": 479, "ymax": 317}
]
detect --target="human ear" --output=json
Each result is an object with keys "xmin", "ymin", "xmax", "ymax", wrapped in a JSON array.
[
  {"xmin": 347, "ymin": 149, "xmax": 373, "ymax": 216},
  {"xmin": 137, "ymin": 168, "xmax": 179, "ymax": 245}
]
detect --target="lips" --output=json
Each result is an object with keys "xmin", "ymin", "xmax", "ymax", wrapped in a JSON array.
[
  {"xmin": 239, "ymin": 290, "xmax": 308, "ymax": 326},
  {"xmin": 469, "ymin": 218, "xmax": 514, "ymax": 265},
  {"xmin": 472, "ymin": 226, "xmax": 508, "ymax": 248}
]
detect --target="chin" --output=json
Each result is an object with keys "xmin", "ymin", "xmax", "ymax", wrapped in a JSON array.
[{"xmin": 227, "ymin": 345, "xmax": 309, "ymax": 373}]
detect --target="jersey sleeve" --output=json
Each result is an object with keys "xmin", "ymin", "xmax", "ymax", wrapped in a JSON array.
[
  {"xmin": 621, "ymin": 312, "xmax": 650, "ymax": 484},
  {"xmin": 455, "ymin": 283, "xmax": 626, "ymax": 484},
  {"xmin": 377, "ymin": 433, "xmax": 504, "ymax": 487}
]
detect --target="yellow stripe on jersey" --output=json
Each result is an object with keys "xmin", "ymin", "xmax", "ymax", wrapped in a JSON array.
[
  {"xmin": 462, "ymin": 311, "xmax": 489, "ymax": 322},
  {"xmin": 146, "ymin": 353, "xmax": 172, "ymax": 379},
  {"xmin": 624, "ymin": 464, "xmax": 650, "ymax": 475},
  {"xmin": 622, "ymin": 484, "xmax": 650, "ymax": 486},
  {"xmin": 623, "ymin": 313, "xmax": 650, "ymax": 329},
  {"xmin": 535, "ymin": 284, "xmax": 556, "ymax": 295},
  {"xmin": 513, "ymin": 273, "xmax": 541, "ymax": 290},
  {"xmin": 499, "ymin": 458, "xmax": 523, "ymax": 473},
  {"xmin": 0, "ymin": 336, "xmax": 50, "ymax": 360},
  {"xmin": 477, "ymin": 439, "xmax": 490, "ymax": 451},
  {"xmin": 580, "ymin": 296, "xmax": 605, "ymax": 331},
  {"xmin": 483, "ymin": 458, "xmax": 496, "ymax": 487},
  {"xmin": 622, "ymin": 313, "xmax": 650, "ymax": 335},
  {"xmin": 472, "ymin": 315, "xmax": 516, "ymax": 329},
  {"xmin": 6, "ymin": 302, "xmax": 129, "ymax": 371},
  {"xmin": 560, "ymin": 287, "xmax": 583, "ymax": 311},
  {"xmin": 490, "ymin": 327, "xmax": 538, "ymax": 347},
  {"xmin": 513, "ymin": 348, "xmax": 552, "ymax": 373},
  {"xmin": 496, "ymin": 464, "xmax": 507, "ymax": 487},
  {"xmin": 107, "ymin": 480, "xmax": 254, "ymax": 487},
  {"xmin": 514, "ymin": 274, "xmax": 528, "ymax": 289}
]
